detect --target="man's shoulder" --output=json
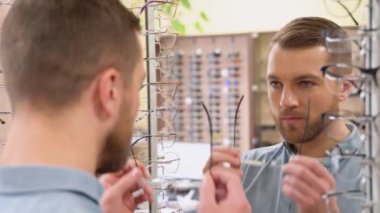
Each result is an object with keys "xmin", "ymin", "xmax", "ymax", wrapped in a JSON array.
[{"xmin": 243, "ymin": 142, "xmax": 284, "ymax": 160}]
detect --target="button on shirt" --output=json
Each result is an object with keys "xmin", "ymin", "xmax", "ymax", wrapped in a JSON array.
[
  {"xmin": 0, "ymin": 165, "xmax": 104, "ymax": 213},
  {"xmin": 242, "ymin": 124, "xmax": 363, "ymax": 213}
]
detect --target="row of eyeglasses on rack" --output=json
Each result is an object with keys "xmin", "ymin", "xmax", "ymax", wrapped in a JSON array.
[{"xmin": 128, "ymin": 1, "xmax": 182, "ymax": 212}]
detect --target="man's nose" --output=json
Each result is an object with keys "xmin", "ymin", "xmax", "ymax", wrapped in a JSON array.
[{"xmin": 280, "ymin": 87, "xmax": 299, "ymax": 108}]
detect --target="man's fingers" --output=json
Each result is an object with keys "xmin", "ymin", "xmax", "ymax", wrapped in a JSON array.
[
  {"xmin": 290, "ymin": 156, "xmax": 335, "ymax": 189},
  {"xmin": 199, "ymin": 172, "xmax": 217, "ymax": 204},
  {"xmin": 211, "ymin": 164, "xmax": 242, "ymax": 177},
  {"xmin": 203, "ymin": 152, "xmax": 241, "ymax": 173},
  {"xmin": 98, "ymin": 171, "xmax": 125, "ymax": 189},
  {"xmin": 282, "ymin": 175, "xmax": 322, "ymax": 204},
  {"xmin": 210, "ymin": 167, "xmax": 245, "ymax": 196},
  {"xmin": 282, "ymin": 161, "xmax": 332, "ymax": 194},
  {"xmin": 212, "ymin": 147, "xmax": 240, "ymax": 156},
  {"xmin": 282, "ymin": 183, "xmax": 312, "ymax": 206},
  {"xmin": 132, "ymin": 193, "xmax": 150, "ymax": 205},
  {"xmin": 108, "ymin": 168, "xmax": 153, "ymax": 200}
]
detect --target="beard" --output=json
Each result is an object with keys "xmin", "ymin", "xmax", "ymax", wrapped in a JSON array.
[
  {"xmin": 95, "ymin": 102, "xmax": 135, "ymax": 175},
  {"xmin": 274, "ymin": 99, "xmax": 338, "ymax": 144},
  {"xmin": 95, "ymin": 130, "xmax": 131, "ymax": 175},
  {"xmin": 277, "ymin": 114, "xmax": 325, "ymax": 144}
]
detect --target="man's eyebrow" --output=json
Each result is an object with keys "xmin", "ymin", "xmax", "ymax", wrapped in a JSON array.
[
  {"xmin": 293, "ymin": 74, "xmax": 321, "ymax": 81},
  {"xmin": 266, "ymin": 74, "xmax": 279, "ymax": 80},
  {"xmin": 266, "ymin": 73, "xmax": 322, "ymax": 81}
]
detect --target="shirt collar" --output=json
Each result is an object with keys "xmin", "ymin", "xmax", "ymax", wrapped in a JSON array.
[{"xmin": 0, "ymin": 165, "xmax": 104, "ymax": 203}]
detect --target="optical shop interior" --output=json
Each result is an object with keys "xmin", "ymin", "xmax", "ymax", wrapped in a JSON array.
[{"xmin": 1, "ymin": 0, "xmax": 380, "ymax": 213}]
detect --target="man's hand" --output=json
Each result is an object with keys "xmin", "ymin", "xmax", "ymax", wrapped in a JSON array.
[
  {"xmin": 198, "ymin": 167, "xmax": 252, "ymax": 213},
  {"xmin": 282, "ymin": 156, "xmax": 339, "ymax": 213},
  {"xmin": 203, "ymin": 147, "xmax": 241, "ymax": 175},
  {"xmin": 99, "ymin": 160, "xmax": 153, "ymax": 213}
]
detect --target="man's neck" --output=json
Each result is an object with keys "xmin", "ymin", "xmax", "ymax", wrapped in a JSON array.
[
  {"xmin": 0, "ymin": 106, "xmax": 101, "ymax": 174},
  {"xmin": 291, "ymin": 120, "xmax": 350, "ymax": 158}
]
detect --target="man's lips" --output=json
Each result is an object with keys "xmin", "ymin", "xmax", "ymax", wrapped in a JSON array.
[{"xmin": 281, "ymin": 116, "xmax": 304, "ymax": 123}]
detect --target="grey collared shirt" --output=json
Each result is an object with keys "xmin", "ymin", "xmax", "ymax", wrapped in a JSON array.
[
  {"xmin": 242, "ymin": 124, "xmax": 363, "ymax": 213},
  {"xmin": 0, "ymin": 165, "xmax": 104, "ymax": 213}
]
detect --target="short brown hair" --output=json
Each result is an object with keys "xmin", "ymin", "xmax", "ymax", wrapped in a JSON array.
[
  {"xmin": 271, "ymin": 17, "xmax": 351, "ymax": 64},
  {"xmin": 1, "ymin": 0, "xmax": 141, "ymax": 111},
  {"xmin": 272, "ymin": 17, "xmax": 342, "ymax": 48}
]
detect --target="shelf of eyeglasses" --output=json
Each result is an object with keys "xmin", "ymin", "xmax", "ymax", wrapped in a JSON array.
[
  {"xmin": 224, "ymin": 73, "xmax": 241, "ymax": 79},
  {"xmin": 208, "ymin": 74, "xmax": 222, "ymax": 80},
  {"xmin": 188, "ymin": 110, "xmax": 204, "ymax": 116},
  {"xmin": 188, "ymin": 72, "xmax": 202, "ymax": 78},
  {"xmin": 207, "ymin": 108, "xmax": 220, "ymax": 113},
  {"xmin": 172, "ymin": 67, "xmax": 183, "ymax": 75},
  {"xmin": 189, "ymin": 58, "xmax": 202, "ymax": 64},
  {"xmin": 188, "ymin": 125, "xmax": 205, "ymax": 131},
  {"xmin": 189, "ymin": 114, "xmax": 203, "ymax": 120},
  {"xmin": 189, "ymin": 76, "xmax": 202, "ymax": 81},
  {"xmin": 209, "ymin": 110, "xmax": 221, "ymax": 118},
  {"xmin": 189, "ymin": 90, "xmax": 203, "ymax": 96},
  {"xmin": 189, "ymin": 72, "xmax": 202, "ymax": 77},
  {"xmin": 174, "ymin": 89, "xmax": 184, "ymax": 96},
  {"xmin": 174, "ymin": 51, "xmax": 183, "ymax": 59},
  {"xmin": 189, "ymin": 137, "xmax": 203, "ymax": 142},
  {"xmin": 171, "ymin": 70, "xmax": 183, "ymax": 77},
  {"xmin": 228, "ymin": 137, "xmax": 240, "ymax": 142},
  {"xmin": 208, "ymin": 102, "xmax": 222, "ymax": 107},
  {"xmin": 207, "ymin": 50, "xmax": 222, "ymax": 59},
  {"xmin": 189, "ymin": 132, "xmax": 205, "ymax": 138},
  {"xmin": 210, "ymin": 116, "xmax": 221, "ymax": 121},
  {"xmin": 173, "ymin": 101, "xmax": 183, "ymax": 107},
  {"xmin": 189, "ymin": 119, "xmax": 204, "ymax": 126},
  {"xmin": 189, "ymin": 62, "xmax": 203, "ymax": 69},
  {"xmin": 189, "ymin": 78, "xmax": 202, "ymax": 84},
  {"xmin": 228, "ymin": 128, "xmax": 241, "ymax": 133},
  {"xmin": 227, "ymin": 51, "xmax": 241, "ymax": 60},
  {"xmin": 185, "ymin": 96, "xmax": 203, "ymax": 103},
  {"xmin": 227, "ymin": 117, "xmax": 241, "ymax": 124},
  {"xmin": 189, "ymin": 69, "xmax": 203, "ymax": 75},
  {"xmin": 208, "ymin": 65, "xmax": 223, "ymax": 71},
  {"xmin": 225, "ymin": 86, "xmax": 240, "ymax": 92},
  {"xmin": 190, "ymin": 52, "xmax": 202, "ymax": 59}
]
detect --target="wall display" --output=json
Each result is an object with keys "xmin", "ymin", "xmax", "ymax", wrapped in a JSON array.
[{"xmin": 172, "ymin": 34, "xmax": 254, "ymax": 152}]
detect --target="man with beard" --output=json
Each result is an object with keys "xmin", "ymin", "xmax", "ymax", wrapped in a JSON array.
[
  {"xmin": 0, "ymin": 0, "xmax": 251, "ymax": 213},
  {"xmin": 205, "ymin": 17, "xmax": 362, "ymax": 213}
]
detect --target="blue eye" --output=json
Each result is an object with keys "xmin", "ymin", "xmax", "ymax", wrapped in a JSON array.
[
  {"xmin": 299, "ymin": 81, "xmax": 315, "ymax": 88},
  {"xmin": 269, "ymin": 81, "xmax": 282, "ymax": 89}
]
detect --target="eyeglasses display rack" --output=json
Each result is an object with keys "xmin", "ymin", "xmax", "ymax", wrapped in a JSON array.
[{"xmin": 172, "ymin": 34, "xmax": 255, "ymax": 153}]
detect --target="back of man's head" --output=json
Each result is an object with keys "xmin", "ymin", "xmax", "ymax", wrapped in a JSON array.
[{"xmin": 1, "ymin": 0, "xmax": 140, "ymax": 112}]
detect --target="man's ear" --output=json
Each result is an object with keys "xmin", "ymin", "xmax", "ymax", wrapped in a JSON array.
[
  {"xmin": 94, "ymin": 68, "xmax": 122, "ymax": 119},
  {"xmin": 337, "ymin": 81, "xmax": 352, "ymax": 101}
]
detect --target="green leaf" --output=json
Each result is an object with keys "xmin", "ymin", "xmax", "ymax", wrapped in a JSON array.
[
  {"xmin": 200, "ymin": 11, "xmax": 209, "ymax": 22},
  {"xmin": 194, "ymin": 21, "xmax": 204, "ymax": 33},
  {"xmin": 180, "ymin": 0, "xmax": 192, "ymax": 10},
  {"xmin": 171, "ymin": 19, "xmax": 186, "ymax": 35},
  {"xmin": 161, "ymin": 4, "xmax": 172, "ymax": 15}
]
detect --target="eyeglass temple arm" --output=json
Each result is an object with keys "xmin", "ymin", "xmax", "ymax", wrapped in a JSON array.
[
  {"xmin": 201, "ymin": 102, "xmax": 213, "ymax": 172},
  {"xmin": 233, "ymin": 95, "xmax": 244, "ymax": 147},
  {"xmin": 130, "ymin": 135, "xmax": 153, "ymax": 167}
]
